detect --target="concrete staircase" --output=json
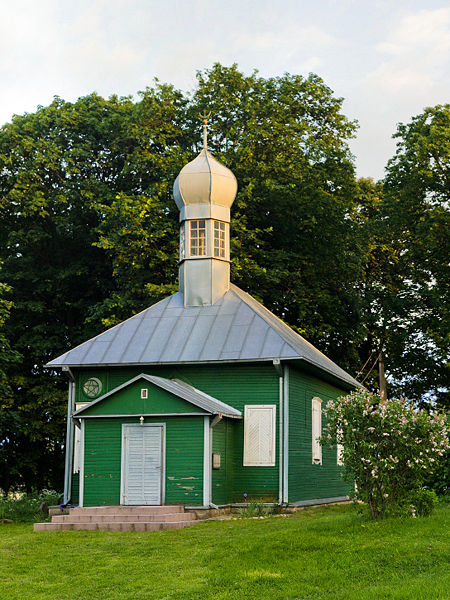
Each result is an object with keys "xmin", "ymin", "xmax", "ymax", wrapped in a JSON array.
[{"xmin": 34, "ymin": 505, "xmax": 203, "ymax": 532}]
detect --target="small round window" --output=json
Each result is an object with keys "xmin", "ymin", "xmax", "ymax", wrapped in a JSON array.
[{"xmin": 83, "ymin": 377, "xmax": 103, "ymax": 399}]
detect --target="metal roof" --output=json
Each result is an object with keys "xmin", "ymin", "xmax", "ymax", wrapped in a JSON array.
[
  {"xmin": 47, "ymin": 284, "xmax": 360, "ymax": 388},
  {"xmin": 73, "ymin": 373, "xmax": 242, "ymax": 419}
]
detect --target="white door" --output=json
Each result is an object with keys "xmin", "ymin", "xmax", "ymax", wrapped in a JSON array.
[{"xmin": 122, "ymin": 425, "xmax": 164, "ymax": 505}]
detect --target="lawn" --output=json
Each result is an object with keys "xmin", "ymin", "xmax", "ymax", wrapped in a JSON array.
[{"xmin": 1, "ymin": 503, "xmax": 449, "ymax": 600}]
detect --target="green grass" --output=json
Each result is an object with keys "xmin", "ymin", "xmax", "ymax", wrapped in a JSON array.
[{"xmin": 1, "ymin": 503, "xmax": 449, "ymax": 600}]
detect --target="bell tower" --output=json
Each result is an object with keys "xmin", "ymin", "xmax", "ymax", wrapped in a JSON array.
[{"xmin": 173, "ymin": 114, "xmax": 237, "ymax": 306}]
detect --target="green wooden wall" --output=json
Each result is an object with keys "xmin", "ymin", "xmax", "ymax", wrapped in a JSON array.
[
  {"xmin": 73, "ymin": 361, "xmax": 352, "ymax": 506},
  {"xmin": 75, "ymin": 363, "xmax": 280, "ymax": 504},
  {"xmin": 211, "ymin": 419, "xmax": 234, "ymax": 505},
  {"xmin": 71, "ymin": 472, "xmax": 79, "ymax": 504},
  {"xmin": 288, "ymin": 366, "xmax": 351, "ymax": 502},
  {"xmin": 82, "ymin": 416, "xmax": 204, "ymax": 506}
]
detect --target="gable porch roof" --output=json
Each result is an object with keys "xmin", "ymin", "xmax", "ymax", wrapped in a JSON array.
[{"xmin": 73, "ymin": 373, "xmax": 242, "ymax": 419}]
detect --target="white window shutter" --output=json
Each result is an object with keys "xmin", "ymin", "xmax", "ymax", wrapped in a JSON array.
[
  {"xmin": 72, "ymin": 403, "xmax": 89, "ymax": 473},
  {"xmin": 243, "ymin": 405, "xmax": 276, "ymax": 466},
  {"xmin": 312, "ymin": 397, "xmax": 322, "ymax": 464}
]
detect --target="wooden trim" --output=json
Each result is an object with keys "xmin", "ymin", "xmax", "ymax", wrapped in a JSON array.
[
  {"xmin": 77, "ymin": 412, "xmax": 209, "ymax": 419},
  {"xmin": 79, "ymin": 419, "xmax": 85, "ymax": 507},
  {"xmin": 278, "ymin": 374, "xmax": 283, "ymax": 504},
  {"xmin": 203, "ymin": 416, "xmax": 211, "ymax": 506}
]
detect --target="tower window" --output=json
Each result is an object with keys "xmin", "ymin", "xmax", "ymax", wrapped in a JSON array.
[
  {"xmin": 213, "ymin": 221, "xmax": 226, "ymax": 258},
  {"xmin": 190, "ymin": 220, "xmax": 206, "ymax": 256},
  {"xmin": 180, "ymin": 223, "xmax": 185, "ymax": 260}
]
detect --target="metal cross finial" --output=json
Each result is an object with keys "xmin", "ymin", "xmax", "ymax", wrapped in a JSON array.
[{"xmin": 199, "ymin": 110, "xmax": 211, "ymax": 149}]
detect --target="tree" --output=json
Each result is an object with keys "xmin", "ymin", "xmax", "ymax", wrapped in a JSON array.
[
  {"xmin": 0, "ymin": 94, "xmax": 131, "ymax": 489},
  {"xmin": 358, "ymin": 106, "xmax": 450, "ymax": 407},
  {"xmin": 0, "ymin": 274, "xmax": 21, "ymax": 492}
]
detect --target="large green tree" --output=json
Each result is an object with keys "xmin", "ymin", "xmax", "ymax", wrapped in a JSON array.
[
  {"xmin": 0, "ymin": 94, "xmax": 131, "ymax": 490},
  {"xmin": 355, "ymin": 106, "xmax": 449, "ymax": 406}
]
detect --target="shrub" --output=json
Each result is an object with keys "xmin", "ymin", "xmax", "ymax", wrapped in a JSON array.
[
  {"xmin": 0, "ymin": 489, "xmax": 60, "ymax": 522},
  {"xmin": 425, "ymin": 449, "xmax": 449, "ymax": 497},
  {"xmin": 408, "ymin": 488, "xmax": 438, "ymax": 517},
  {"xmin": 321, "ymin": 391, "xmax": 449, "ymax": 519}
]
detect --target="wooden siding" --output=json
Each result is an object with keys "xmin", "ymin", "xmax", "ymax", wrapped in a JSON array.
[
  {"xmin": 74, "ymin": 363, "xmax": 280, "ymax": 504},
  {"xmin": 81, "ymin": 380, "xmax": 208, "ymax": 416},
  {"xmin": 83, "ymin": 416, "xmax": 204, "ymax": 506},
  {"xmin": 71, "ymin": 472, "xmax": 79, "ymax": 504},
  {"xmin": 211, "ymin": 419, "xmax": 234, "ymax": 505},
  {"xmin": 288, "ymin": 366, "xmax": 350, "ymax": 502}
]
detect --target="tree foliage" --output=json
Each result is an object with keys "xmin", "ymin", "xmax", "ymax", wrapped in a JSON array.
[{"xmin": 355, "ymin": 106, "xmax": 449, "ymax": 406}]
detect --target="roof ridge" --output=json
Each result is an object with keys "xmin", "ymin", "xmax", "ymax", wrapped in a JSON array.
[
  {"xmin": 228, "ymin": 284, "xmax": 359, "ymax": 386},
  {"xmin": 228, "ymin": 284, "xmax": 302, "ymax": 355}
]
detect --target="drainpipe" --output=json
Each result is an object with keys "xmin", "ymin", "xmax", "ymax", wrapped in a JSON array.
[
  {"xmin": 283, "ymin": 365, "xmax": 289, "ymax": 504},
  {"xmin": 62, "ymin": 366, "xmax": 75, "ymax": 505},
  {"xmin": 273, "ymin": 360, "xmax": 283, "ymax": 505}
]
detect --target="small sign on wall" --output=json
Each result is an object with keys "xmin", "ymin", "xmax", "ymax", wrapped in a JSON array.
[{"xmin": 212, "ymin": 453, "xmax": 221, "ymax": 469}]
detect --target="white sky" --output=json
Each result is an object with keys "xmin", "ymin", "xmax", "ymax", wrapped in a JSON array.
[{"xmin": 1, "ymin": 0, "xmax": 449, "ymax": 180}]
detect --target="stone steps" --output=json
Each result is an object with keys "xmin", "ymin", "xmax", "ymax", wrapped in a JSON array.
[
  {"xmin": 34, "ymin": 520, "xmax": 199, "ymax": 532},
  {"xmin": 52, "ymin": 512, "xmax": 196, "ymax": 523},
  {"xmin": 69, "ymin": 505, "xmax": 184, "ymax": 516},
  {"xmin": 34, "ymin": 505, "xmax": 203, "ymax": 532}
]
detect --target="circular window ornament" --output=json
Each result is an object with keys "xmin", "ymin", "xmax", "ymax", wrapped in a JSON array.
[{"xmin": 83, "ymin": 377, "xmax": 103, "ymax": 399}]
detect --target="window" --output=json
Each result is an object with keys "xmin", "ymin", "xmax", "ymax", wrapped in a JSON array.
[
  {"xmin": 190, "ymin": 220, "xmax": 206, "ymax": 256},
  {"xmin": 312, "ymin": 397, "xmax": 322, "ymax": 464},
  {"xmin": 213, "ymin": 220, "xmax": 226, "ymax": 258},
  {"xmin": 180, "ymin": 223, "xmax": 185, "ymax": 260},
  {"xmin": 243, "ymin": 405, "xmax": 276, "ymax": 466}
]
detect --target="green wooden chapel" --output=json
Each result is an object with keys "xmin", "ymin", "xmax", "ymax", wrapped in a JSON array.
[{"xmin": 47, "ymin": 127, "xmax": 359, "ymax": 509}]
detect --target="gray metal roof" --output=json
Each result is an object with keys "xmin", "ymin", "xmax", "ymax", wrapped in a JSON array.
[
  {"xmin": 73, "ymin": 373, "xmax": 242, "ymax": 419},
  {"xmin": 47, "ymin": 284, "xmax": 359, "ymax": 388}
]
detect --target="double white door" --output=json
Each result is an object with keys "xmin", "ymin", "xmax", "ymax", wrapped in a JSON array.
[{"xmin": 121, "ymin": 425, "xmax": 164, "ymax": 505}]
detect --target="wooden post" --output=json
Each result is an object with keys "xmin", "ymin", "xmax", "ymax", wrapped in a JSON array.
[{"xmin": 378, "ymin": 352, "xmax": 387, "ymax": 399}]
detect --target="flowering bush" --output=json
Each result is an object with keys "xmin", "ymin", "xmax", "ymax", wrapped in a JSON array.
[{"xmin": 321, "ymin": 390, "xmax": 449, "ymax": 519}]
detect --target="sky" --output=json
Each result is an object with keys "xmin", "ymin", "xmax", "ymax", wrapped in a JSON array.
[{"xmin": 1, "ymin": 0, "xmax": 449, "ymax": 180}]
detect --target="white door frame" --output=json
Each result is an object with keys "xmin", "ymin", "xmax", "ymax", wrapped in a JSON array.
[{"xmin": 121, "ymin": 423, "xmax": 166, "ymax": 505}]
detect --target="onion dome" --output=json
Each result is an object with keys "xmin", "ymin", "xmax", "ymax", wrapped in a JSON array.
[{"xmin": 173, "ymin": 150, "xmax": 237, "ymax": 210}]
